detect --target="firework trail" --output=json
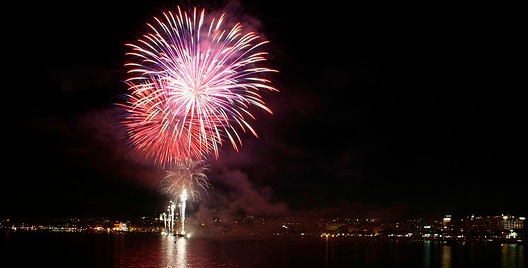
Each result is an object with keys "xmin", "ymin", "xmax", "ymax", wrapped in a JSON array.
[
  {"xmin": 179, "ymin": 189, "xmax": 188, "ymax": 234},
  {"xmin": 160, "ymin": 158, "xmax": 208, "ymax": 235},
  {"xmin": 119, "ymin": 5, "xmax": 279, "ymax": 168}
]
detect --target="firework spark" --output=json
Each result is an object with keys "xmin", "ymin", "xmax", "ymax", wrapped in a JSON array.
[
  {"xmin": 119, "ymin": 6, "xmax": 278, "ymax": 168},
  {"xmin": 160, "ymin": 158, "xmax": 211, "ymax": 202}
]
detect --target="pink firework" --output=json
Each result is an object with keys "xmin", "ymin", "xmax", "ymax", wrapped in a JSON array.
[{"xmin": 120, "ymin": 6, "xmax": 278, "ymax": 168}]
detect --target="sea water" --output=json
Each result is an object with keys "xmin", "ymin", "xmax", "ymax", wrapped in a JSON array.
[{"xmin": 1, "ymin": 231, "xmax": 526, "ymax": 267}]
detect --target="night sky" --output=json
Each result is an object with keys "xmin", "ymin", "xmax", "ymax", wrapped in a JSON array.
[{"xmin": 3, "ymin": 1, "xmax": 525, "ymax": 221}]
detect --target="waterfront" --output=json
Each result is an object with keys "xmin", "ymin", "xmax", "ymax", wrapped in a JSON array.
[{"xmin": 1, "ymin": 231, "xmax": 526, "ymax": 267}]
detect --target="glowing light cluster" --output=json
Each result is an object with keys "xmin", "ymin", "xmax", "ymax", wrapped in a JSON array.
[{"xmin": 119, "ymin": 6, "xmax": 278, "ymax": 168}]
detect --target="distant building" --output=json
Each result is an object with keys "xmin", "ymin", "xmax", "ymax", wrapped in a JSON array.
[
  {"xmin": 112, "ymin": 222, "xmax": 128, "ymax": 232},
  {"xmin": 501, "ymin": 215, "xmax": 524, "ymax": 230}
]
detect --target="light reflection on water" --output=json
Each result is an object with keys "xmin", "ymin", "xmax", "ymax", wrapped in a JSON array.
[
  {"xmin": 441, "ymin": 243, "xmax": 452, "ymax": 268},
  {"xmin": 160, "ymin": 235, "xmax": 187, "ymax": 268},
  {"xmin": 501, "ymin": 243, "xmax": 525, "ymax": 268},
  {"xmin": 420, "ymin": 239, "xmax": 525, "ymax": 268},
  {"xmin": 1, "ymin": 231, "xmax": 526, "ymax": 267}
]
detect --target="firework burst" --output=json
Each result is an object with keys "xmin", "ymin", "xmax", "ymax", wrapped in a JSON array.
[
  {"xmin": 119, "ymin": 6, "xmax": 278, "ymax": 168},
  {"xmin": 160, "ymin": 157, "xmax": 210, "ymax": 202}
]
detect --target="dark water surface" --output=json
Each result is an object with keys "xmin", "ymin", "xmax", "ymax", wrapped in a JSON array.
[{"xmin": 2, "ymin": 231, "xmax": 526, "ymax": 267}]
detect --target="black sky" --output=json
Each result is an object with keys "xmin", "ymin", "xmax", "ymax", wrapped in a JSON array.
[{"xmin": 3, "ymin": 1, "xmax": 526, "ymax": 221}]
